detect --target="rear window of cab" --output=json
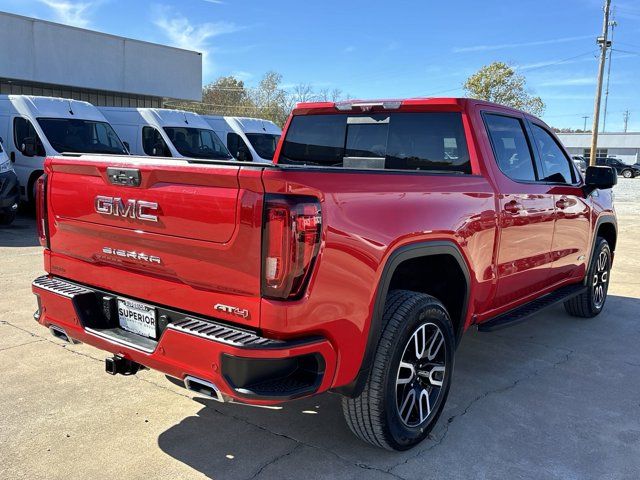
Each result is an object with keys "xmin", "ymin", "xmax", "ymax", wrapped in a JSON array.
[{"xmin": 279, "ymin": 112, "xmax": 471, "ymax": 174}]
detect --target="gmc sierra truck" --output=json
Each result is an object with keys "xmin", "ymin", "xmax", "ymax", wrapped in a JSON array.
[{"xmin": 32, "ymin": 98, "xmax": 618, "ymax": 450}]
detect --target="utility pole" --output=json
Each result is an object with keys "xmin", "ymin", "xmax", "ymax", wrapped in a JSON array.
[
  {"xmin": 623, "ymin": 110, "xmax": 630, "ymax": 133},
  {"xmin": 582, "ymin": 115, "xmax": 589, "ymax": 131},
  {"xmin": 589, "ymin": 0, "xmax": 612, "ymax": 165},
  {"xmin": 602, "ymin": 11, "xmax": 617, "ymax": 132}
]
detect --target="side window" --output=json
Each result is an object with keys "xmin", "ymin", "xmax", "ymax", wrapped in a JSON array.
[
  {"xmin": 94, "ymin": 123, "xmax": 120, "ymax": 149},
  {"xmin": 484, "ymin": 114, "xmax": 536, "ymax": 182},
  {"xmin": 227, "ymin": 132, "xmax": 252, "ymax": 161},
  {"xmin": 530, "ymin": 124, "xmax": 574, "ymax": 184},
  {"xmin": 142, "ymin": 126, "xmax": 170, "ymax": 157},
  {"xmin": 13, "ymin": 117, "xmax": 45, "ymax": 156}
]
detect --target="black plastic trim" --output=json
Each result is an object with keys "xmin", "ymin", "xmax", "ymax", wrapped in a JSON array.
[
  {"xmin": 584, "ymin": 214, "xmax": 617, "ymax": 285},
  {"xmin": 335, "ymin": 241, "xmax": 471, "ymax": 397},
  {"xmin": 478, "ymin": 283, "xmax": 587, "ymax": 332},
  {"xmin": 221, "ymin": 352, "xmax": 325, "ymax": 401}
]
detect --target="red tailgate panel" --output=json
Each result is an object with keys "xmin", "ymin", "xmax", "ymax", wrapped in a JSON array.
[{"xmin": 45, "ymin": 157, "xmax": 265, "ymax": 327}]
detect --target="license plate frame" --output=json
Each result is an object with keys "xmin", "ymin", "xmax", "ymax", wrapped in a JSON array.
[{"xmin": 117, "ymin": 297, "xmax": 157, "ymax": 340}]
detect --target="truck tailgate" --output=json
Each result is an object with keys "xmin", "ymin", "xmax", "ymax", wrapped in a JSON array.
[{"xmin": 45, "ymin": 156, "xmax": 265, "ymax": 327}]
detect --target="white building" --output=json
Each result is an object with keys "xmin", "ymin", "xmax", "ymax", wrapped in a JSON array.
[
  {"xmin": 557, "ymin": 132, "xmax": 640, "ymax": 165},
  {"xmin": 0, "ymin": 11, "xmax": 202, "ymax": 107}
]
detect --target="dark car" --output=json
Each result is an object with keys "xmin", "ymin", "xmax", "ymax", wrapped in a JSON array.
[
  {"xmin": 0, "ymin": 137, "xmax": 20, "ymax": 225},
  {"xmin": 596, "ymin": 157, "xmax": 640, "ymax": 178}
]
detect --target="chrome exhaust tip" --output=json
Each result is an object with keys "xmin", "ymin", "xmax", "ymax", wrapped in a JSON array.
[
  {"xmin": 49, "ymin": 325, "xmax": 80, "ymax": 344},
  {"xmin": 184, "ymin": 375, "xmax": 225, "ymax": 403}
]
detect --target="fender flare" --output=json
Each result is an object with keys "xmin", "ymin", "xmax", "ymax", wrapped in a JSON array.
[
  {"xmin": 584, "ymin": 214, "xmax": 617, "ymax": 285},
  {"xmin": 334, "ymin": 241, "xmax": 471, "ymax": 398}
]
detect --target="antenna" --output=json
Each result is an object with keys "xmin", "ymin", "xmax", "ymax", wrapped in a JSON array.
[
  {"xmin": 68, "ymin": 100, "xmax": 74, "ymax": 115},
  {"xmin": 183, "ymin": 111, "xmax": 188, "ymax": 125}
]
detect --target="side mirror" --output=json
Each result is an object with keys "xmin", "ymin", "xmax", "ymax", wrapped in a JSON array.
[
  {"xmin": 585, "ymin": 166, "xmax": 617, "ymax": 194},
  {"xmin": 122, "ymin": 141, "xmax": 130, "ymax": 154},
  {"xmin": 237, "ymin": 148, "xmax": 251, "ymax": 162},
  {"xmin": 21, "ymin": 137, "xmax": 37, "ymax": 157},
  {"xmin": 151, "ymin": 142, "xmax": 164, "ymax": 157}
]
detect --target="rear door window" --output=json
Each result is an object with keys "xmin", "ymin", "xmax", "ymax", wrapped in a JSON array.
[
  {"xmin": 279, "ymin": 112, "xmax": 471, "ymax": 173},
  {"xmin": 484, "ymin": 114, "xmax": 537, "ymax": 182},
  {"xmin": 530, "ymin": 123, "xmax": 575, "ymax": 184}
]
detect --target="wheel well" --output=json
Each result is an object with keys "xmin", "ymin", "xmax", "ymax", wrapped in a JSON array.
[
  {"xmin": 27, "ymin": 170, "xmax": 44, "ymax": 201},
  {"xmin": 597, "ymin": 222, "xmax": 617, "ymax": 252},
  {"xmin": 387, "ymin": 254, "xmax": 468, "ymax": 340}
]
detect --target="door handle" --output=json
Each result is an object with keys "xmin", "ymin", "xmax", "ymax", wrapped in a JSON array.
[{"xmin": 504, "ymin": 200, "xmax": 522, "ymax": 214}]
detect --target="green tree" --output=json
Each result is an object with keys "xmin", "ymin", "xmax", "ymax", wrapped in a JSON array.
[
  {"xmin": 463, "ymin": 62, "xmax": 545, "ymax": 116},
  {"xmin": 201, "ymin": 76, "xmax": 255, "ymax": 116},
  {"xmin": 251, "ymin": 71, "xmax": 290, "ymax": 125}
]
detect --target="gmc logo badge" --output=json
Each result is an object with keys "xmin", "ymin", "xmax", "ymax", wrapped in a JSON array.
[{"xmin": 95, "ymin": 196, "xmax": 158, "ymax": 223}]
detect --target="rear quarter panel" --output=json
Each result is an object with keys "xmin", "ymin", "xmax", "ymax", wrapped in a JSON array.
[{"xmin": 261, "ymin": 168, "xmax": 498, "ymax": 387}]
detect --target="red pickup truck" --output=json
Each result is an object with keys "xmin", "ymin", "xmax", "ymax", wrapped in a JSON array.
[{"xmin": 32, "ymin": 98, "xmax": 617, "ymax": 450}]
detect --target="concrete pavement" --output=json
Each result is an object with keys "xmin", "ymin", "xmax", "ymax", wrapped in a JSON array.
[{"xmin": 1, "ymin": 179, "xmax": 639, "ymax": 480}]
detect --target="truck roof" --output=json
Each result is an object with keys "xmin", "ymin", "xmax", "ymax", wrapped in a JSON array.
[
  {"xmin": 292, "ymin": 97, "xmax": 538, "ymax": 119},
  {"xmin": 2, "ymin": 95, "xmax": 108, "ymax": 121}
]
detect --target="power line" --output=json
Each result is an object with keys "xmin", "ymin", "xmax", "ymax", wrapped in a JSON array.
[{"xmin": 516, "ymin": 50, "xmax": 597, "ymax": 73}]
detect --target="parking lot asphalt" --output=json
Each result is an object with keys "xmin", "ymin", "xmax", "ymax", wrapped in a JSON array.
[{"xmin": 1, "ymin": 179, "xmax": 639, "ymax": 480}]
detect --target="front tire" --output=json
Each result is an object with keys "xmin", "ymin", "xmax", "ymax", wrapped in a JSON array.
[
  {"xmin": 342, "ymin": 290, "xmax": 455, "ymax": 450},
  {"xmin": 622, "ymin": 169, "xmax": 633, "ymax": 178},
  {"xmin": 564, "ymin": 238, "xmax": 611, "ymax": 318}
]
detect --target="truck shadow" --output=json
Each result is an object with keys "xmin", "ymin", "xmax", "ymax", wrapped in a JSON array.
[
  {"xmin": 0, "ymin": 211, "xmax": 39, "ymax": 247},
  {"xmin": 157, "ymin": 294, "xmax": 640, "ymax": 479}
]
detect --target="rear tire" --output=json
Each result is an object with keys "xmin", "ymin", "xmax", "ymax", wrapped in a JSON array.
[
  {"xmin": 622, "ymin": 169, "xmax": 633, "ymax": 179},
  {"xmin": 341, "ymin": 290, "xmax": 455, "ymax": 450},
  {"xmin": 564, "ymin": 238, "xmax": 611, "ymax": 318}
]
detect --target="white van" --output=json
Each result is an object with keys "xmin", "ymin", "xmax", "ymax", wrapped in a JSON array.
[
  {"xmin": 99, "ymin": 108, "xmax": 232, "ymax": 161},
  {"xmin": 0, "ymin": 95, "xmax": 127, "ymax": 201},
  {"xmin": 202, "ymin": 116, "xmax": 281, "ymax": 163}
]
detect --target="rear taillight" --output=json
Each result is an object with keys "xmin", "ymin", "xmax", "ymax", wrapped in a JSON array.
[
  {"xmin": 262, "ymin": 195, "xmax": 322, "ymax": 300},
  {"xmin": 36, "ymin": 174, "xmax": 49, "ymax": 248}
]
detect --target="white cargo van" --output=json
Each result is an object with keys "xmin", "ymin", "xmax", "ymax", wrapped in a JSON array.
[
  {"xmin": 99, "ymin": 108, "xmax": 232, "ymax": 161},
  {"xmin": 0, "ymin": 95, "xmax": 128, "ymax": 201},
  {"xmin": 202, "ymin": 116, "xmax": 281, "ymax": 163}
]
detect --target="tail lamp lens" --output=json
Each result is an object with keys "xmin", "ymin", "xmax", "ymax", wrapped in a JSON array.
[
  {"xmin": 36, "ymin": 174, "xmax": 49, "ymax": 248},
  {"xmin": 262, "ymin": 195, "xmax": 322, "ymax": 300}
]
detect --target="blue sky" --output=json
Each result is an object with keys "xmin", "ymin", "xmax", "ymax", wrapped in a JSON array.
[{"xmin": 1, "ymin": 0, "xmax": 639, "ymax": 131}]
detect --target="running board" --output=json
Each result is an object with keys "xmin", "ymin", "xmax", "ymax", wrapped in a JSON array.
[{"xmin": 478, "ymin": 284, "xmax": 587, "ymax": 332}]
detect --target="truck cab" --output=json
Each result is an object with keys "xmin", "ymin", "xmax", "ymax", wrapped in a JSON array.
[
  {"xmin": 202, "ymin": 115, "xmax": 281, "ymax": 163},
  {"xmin": 0, "ymin": 95, "xmax": 127, "ymax": 202},
  {"xmin": 99, "ymin": 108, "xmax": 233, "ymax": 162}
]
